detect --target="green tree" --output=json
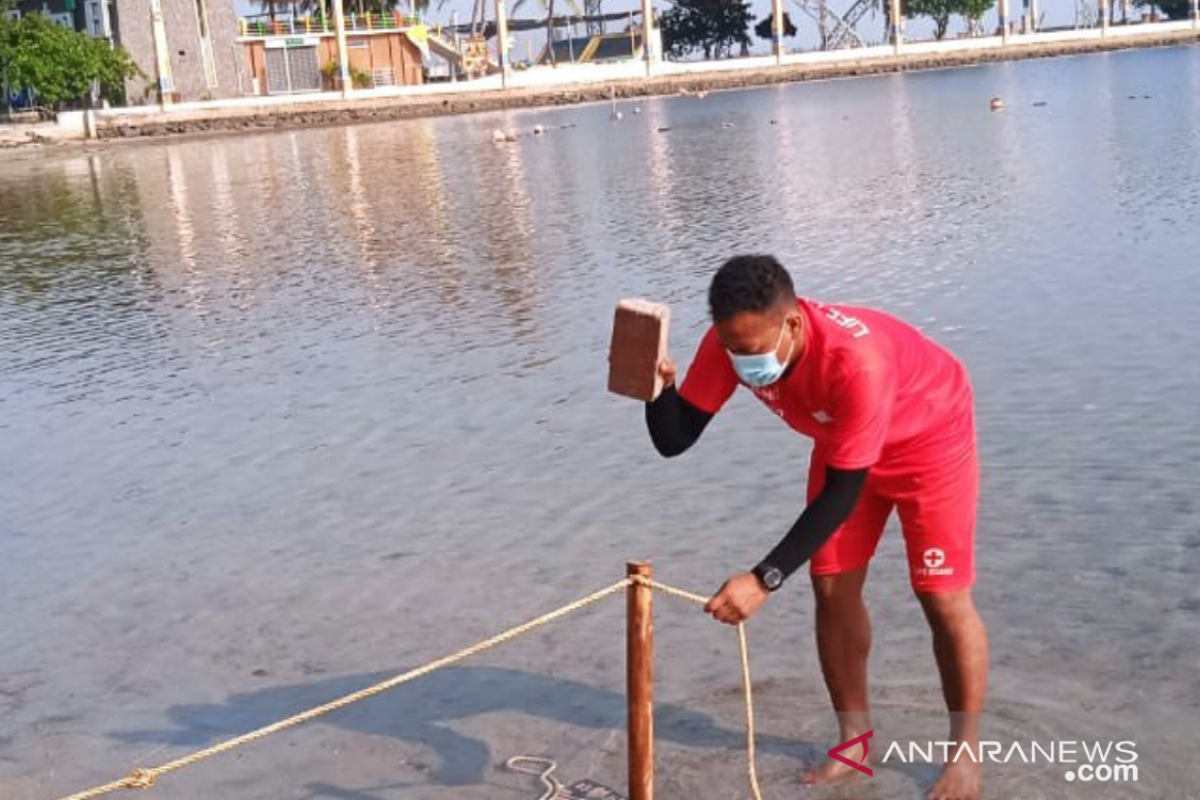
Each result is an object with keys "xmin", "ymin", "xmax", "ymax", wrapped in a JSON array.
[
  {"xmin": 0, "ymin": 11, "xmax": 140, "ymax": 109},
  {"xmin": 904, "ymin": 0, "xmax": 992, "ymax": 38},
  {"xmin": 89, "ymin": 37, "xmax": 141, "ymax": 104},
  {"xmin": 660, "ymin": 0, "xmax": 752, "ymax": 59},
  {"xmin": 958, "ymin": 0, "xmax": 992, "ymax": 33},
  {"xmin": 1133, "ymin": 0, "xmax": 1189, "ymax": 17},
  {"xmin": 904, "ymin": 0, "xmax": 954, "ymax": 39},
  {"xmin": 753, "ymin": 11, "xmax": 797, "ymax": 40}
]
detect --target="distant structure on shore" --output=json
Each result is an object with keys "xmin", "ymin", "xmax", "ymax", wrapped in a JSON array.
[
  {"xmin": 236, "ymin": 13, "xmax": 430, "ymax": 96},
  {"xmin": 11, "ymin": 0, "xmax": 240, "ymax": 103},
  {"xmin": 8, "ymin": 0, "xmax": 1197, "ymax": 111},
  {"xmin": 538, "ymin": 30, "xmax": 651, "ymax": 64}
]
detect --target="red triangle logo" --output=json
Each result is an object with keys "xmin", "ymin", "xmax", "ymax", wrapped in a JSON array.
[{"xmin": 827, "ymin": 730, "xmax": 874, "ymax": 776}]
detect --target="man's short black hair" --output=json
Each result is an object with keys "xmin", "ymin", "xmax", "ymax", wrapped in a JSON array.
[{"xmin": 708, "ymin": 255, "xmax": 796, "ymax": 321}]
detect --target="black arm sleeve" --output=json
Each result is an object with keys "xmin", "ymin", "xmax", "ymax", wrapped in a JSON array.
[
  {"xmin": 645, "ymin": 384, "xmax": 714, "ymax": 458},
  {"xmin": 758, "ymin": 466, "xmax": 870, "ymax": 581}
]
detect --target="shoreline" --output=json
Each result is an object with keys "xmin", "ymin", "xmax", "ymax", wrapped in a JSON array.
[{"xmin": 3, "ymin": 25, "xmax": 1200, "ymax": 151}]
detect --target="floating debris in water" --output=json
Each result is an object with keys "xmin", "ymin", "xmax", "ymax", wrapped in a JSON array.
[
  {"xmin": 533, "ymin": 124, "xmax": 545, "ymax": 135},
  {"xmin": 769, "ymin": 119, "xmax": 778, "ymax": 125},
  {"xmin": 1033, "ymin": 101, "xmax": 1048, "ymax": 107},
  {"xmin": 990, "ymin": 98, "xmax": 1004, "ymax": 111},
  {"xmin": 721, "ymin": 122, "xmax": 734, "ymax": 129},
  {"xmin": 697, "ymin": 90, "xmax": 709, "ymax": 99},
  {"xmin": 611, "ymin": 111, "xmax": 624, "ymax": 121},
  {"xmin": 657, "ymin": 127, "xmax": 671, "ymax": 132},
  {"xmin": 633, "ymin": 107, "xmax": 642, "ymax": 114},
  {"xmin": 491, "ymin": 129, "xmax": 516, "ymax": 143}
]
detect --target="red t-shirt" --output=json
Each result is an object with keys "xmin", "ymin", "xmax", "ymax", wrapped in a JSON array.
[{"xmin": 678, "ymin": 297, "xmax": 974, "ymax": 476}]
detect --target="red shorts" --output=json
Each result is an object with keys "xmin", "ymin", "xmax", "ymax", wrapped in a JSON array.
[{"xmin": 808, "ymin": 442, "xmax": 979, "ymax": 593}]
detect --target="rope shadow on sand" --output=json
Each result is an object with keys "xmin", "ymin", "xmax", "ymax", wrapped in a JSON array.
[{"xmin": 113, "ymin": 665, "xmax": 816, "ymax": 790}]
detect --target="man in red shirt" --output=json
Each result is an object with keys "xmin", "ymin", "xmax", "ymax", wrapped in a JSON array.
[{"xmin": 645, "ymin": 255, "xmax": 987, "ymax": 800}]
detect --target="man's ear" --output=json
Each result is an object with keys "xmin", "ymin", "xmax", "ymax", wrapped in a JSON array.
[{"xmin": 788, "ymin": 312, "xmax": 804, "ymax": 338}]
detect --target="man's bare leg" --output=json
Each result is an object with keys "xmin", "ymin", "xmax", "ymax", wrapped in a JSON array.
[
  {"xmin": 803, "ymin": 565, "xmax": 873, "ymax": 784},
  {"xmin": 917, "ymin": 588, "xmax": 988, "ymax": 800}
]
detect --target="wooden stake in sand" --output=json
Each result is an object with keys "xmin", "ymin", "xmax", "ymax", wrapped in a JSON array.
[
  {"xmin": 627, "ymin": 561, "xmax": 654, "ymax": 800},
  {"xmin": 608, "ymin": 299, "xmax": 670, "ymax": 402}
]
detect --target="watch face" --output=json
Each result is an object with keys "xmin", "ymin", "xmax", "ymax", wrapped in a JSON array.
[{"xmin": 762, "ymin": 567, "xmax": 783, "ymax": 590}]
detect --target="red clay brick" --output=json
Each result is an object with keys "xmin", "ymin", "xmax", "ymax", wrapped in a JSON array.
[{"xmin": 608, "ymin": 299, "xmax": 670, "ymax": 402}]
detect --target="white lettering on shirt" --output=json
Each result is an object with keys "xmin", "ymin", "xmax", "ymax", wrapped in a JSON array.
[{"xmin": 825, "ymin": 307, "xmax": 871, "ymax": 339}]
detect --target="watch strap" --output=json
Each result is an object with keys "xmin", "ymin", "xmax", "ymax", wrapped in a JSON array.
[{"xmin": 753, "ymin": 562, "xmax": 784, "ymax": 592}]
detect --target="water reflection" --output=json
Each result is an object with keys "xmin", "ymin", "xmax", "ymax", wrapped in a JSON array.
[
  {"xmin": 207, "ymin": 142, "xmax": 251, "ymax": 290},
  {"xmin": 166, "ymin": 146, "xmax": 200, "ymax": 294}
]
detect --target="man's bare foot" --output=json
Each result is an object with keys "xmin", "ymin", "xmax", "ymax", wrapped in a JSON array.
[
  {"xmin": 800, "ymin": 740, "xmax": 870, "ymax": 785},
  {"xmin": 927, "ymin": 758, "xmax": 981, "ymax": 799}
]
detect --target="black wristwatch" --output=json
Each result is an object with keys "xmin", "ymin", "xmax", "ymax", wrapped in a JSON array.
[{"xmin": 753, "ymin": 562, "xmax": 785, "ymax": 592}]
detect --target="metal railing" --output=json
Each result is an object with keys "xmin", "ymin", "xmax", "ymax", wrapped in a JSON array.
[{"xmin": 238, "ymin": 12, "xmax": 425, "ymax": 37}]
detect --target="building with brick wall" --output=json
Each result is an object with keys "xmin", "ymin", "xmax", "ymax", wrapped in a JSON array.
[
  {"xmin": 11, "ymin": 0, "xmax": 242, "ymax": 104},
  {"xmin": 112, "ymin": 0, "xmax": 242, "ymax": 103},
  {"xmin": 237, "ymin": 13, "xmax": 426, "ymax": 94}
]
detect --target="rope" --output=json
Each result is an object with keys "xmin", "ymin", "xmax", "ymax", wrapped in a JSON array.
[
  {"xmin": 504, "ymin": 756, "xmax": 563, "ymax": 800},
  {"xmin": 52, "ymin": 579, "xmax": 630, "ymax": 800},
  {"xmin": 630, "ymin": 576, "xmax": 708, "ymax": 605},
  {"xmin": 737, "ymin": 623, "xmax": 763, "ymax": 800},
  {"xmin": 631, "ymin": 576, "xmax": 763, "ymax": 800},
  {"xmin": 51, "ymin": 575, "xmax": 764, "ymax": 800}
]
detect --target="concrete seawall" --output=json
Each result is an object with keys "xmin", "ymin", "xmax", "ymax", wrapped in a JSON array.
[{"xmin": 49, "ymin": 23, "xmax": 1200, "ymax": 142}]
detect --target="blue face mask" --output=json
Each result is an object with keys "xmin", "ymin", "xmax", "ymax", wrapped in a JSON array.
[{"xmin": 728, "ymin": 318, "xmax": 794, "ymax": 388}]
